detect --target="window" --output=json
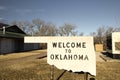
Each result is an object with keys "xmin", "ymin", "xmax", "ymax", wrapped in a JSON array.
[{"xmin": 115, "ymin": 42, "xmax": 120, "ymax": 50}]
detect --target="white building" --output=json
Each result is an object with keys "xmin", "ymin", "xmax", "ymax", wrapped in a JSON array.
[{"xmin": 106, "ymin": 32, "xmax": 120, "ymax": 59}]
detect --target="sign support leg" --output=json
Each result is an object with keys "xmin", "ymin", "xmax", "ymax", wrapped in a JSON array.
[
  {"xmin": 84, "ymin": 72, "xmax": 88, "ymax": 80},
  {"xmin": 50, "ymin": 65, "xmax": 54, "ymax": 80}
]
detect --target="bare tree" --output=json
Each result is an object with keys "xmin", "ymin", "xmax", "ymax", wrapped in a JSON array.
[
  {"xmin": 96, "ymin": 26, "xmax": 106, "ymax": 44},
  {"xmin": 46, "ymin": 22, "xmax": 57, "ymax": 36},
  {"xmin": 57, "ymin": 23, "xmax": 77, "ymax": 36},
  {"xmin": 115, "ymin": 27, "xmax": 120, "ymax": 32},
  {"xmin": 105, "ymin": 27, "xmax": 116, "ymax": 35},
  {"xmin": 11, "ymin": 20, "xmax": 30, "ymax": 34},
  {"xmin": 32, "ymin": 18, "xmax": 51, "ymax": 36},
  {"xmin": 35, "ymin": 24, "xmax": 48, "ymax": 36},
  {"xmin": 11, "ymin": 21, "xmax": 28, "ymax": 31},
  {"xmin": 79, "ymin": 32, "xmax": 84, "ymax": 36},
  {"xmin": 35, "ymin": 22, "xmax": 57, "ymax": 36},
  {"xmin": 89, "ymin": 32, "xmax": 97, "ymax": 44},
  {"xmin": 90, "ymin": 32, "xmax": 96, "ymax": 36},
  {"xmin": 32, "ymin": 18, "xmax": 45, "ymax": 30},
  {"xmin": 27, "ymin": 23, "xmax": 34, "ymax": 36}
]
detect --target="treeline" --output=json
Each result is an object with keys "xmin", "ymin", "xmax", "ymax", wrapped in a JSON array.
[
  {"xmin": 10, "ymin": 19, "xmax": 83, "ymax": 36},
  {"xmin": 90, "ymin": 26, "xmax": 120, "ymax": 44}
]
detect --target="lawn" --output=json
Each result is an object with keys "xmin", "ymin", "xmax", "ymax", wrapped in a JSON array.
[
  {"xmin": 0, "ymin": 50, "xmax": 46, "ymax": 61},
  {"xmin": 0, "ymin": 50, "xmax": 120, "ymax": 80}
]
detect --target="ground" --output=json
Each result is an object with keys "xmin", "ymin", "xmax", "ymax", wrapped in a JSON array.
[{"xmin": 0, "ymin": 50, "xmax": 120, "ymax": 80}]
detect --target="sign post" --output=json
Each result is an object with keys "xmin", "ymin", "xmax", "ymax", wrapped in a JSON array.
[
  {"xmin": 25, "ymin": 36, "xmax": 96, "ymax": 78},
  {"xmin": 50, "ymin": 65, "xmax": 54, "ymax": 80},
  {"xmin": 84, "ymin": 72, "xmax": 88, "ymax": 80}
]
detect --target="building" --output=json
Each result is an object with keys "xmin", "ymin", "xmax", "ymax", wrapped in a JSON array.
[
  {"xmin": 95, "ymin": 44, "xmax": 103, "ymax": 52},
  {"xmin": 106, "ymin": 32, "xmax": 120, "ymax": 59},
  {"xmin": 0, "ymin": 23, "xmax": 40, "ymax": 54}
]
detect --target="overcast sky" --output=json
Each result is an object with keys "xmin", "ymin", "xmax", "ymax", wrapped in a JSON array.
[{"xmin": 0, "ymin": 0, "xmax": 120, "ymax": 35}]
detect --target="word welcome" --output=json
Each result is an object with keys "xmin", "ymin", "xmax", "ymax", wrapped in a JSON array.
[{"xmin": 52, "ymin": 42, "xmax": 86, "ymax": 48}]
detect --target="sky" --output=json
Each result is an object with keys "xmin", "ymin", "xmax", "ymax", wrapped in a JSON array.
[{"xmin": 0, "ymin": 0, "xmax": 120, "ymax": 35}]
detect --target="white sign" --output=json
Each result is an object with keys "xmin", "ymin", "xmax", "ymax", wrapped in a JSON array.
[{"xmin": 24, "ymin": 36, "xmax": 96, "ymax": 76}]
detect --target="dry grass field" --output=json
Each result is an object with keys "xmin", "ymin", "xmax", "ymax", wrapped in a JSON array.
[
  {"xmin": 0, "ymin": 50, "xmax": 46, "ymax": 61},
  {"xmin": 0, "ymin": 50, "xmax": 120, "ymax": 80}
]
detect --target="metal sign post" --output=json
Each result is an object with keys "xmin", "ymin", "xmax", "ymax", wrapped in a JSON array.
[
  {"xmin": 84, "ymin": 72, "xmax": 88, "ymax": 80},
  {"xmin": 50, "ymin": 65, "xmax": 54, "ymax": 80}
]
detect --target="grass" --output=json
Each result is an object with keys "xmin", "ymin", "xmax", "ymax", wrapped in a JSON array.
[
  {"xmin": 96, "ymin": 62, "xmax": 120, "ymax": 80},
  {"xmin": 0, "ymin": 59, "xmax": 50, "ymax": 80},
  {"xmin": 0, "ymin": 50, "xmax": 120, "ymax": 80},
  {"xmin": 0, "ymin": 50, "xmax": 46, "ymax": 61}
]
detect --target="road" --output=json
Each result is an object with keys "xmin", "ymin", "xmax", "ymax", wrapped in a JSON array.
[{"xmin": 96, "ymin": 52, "xmax": 105, "ymax": 62}]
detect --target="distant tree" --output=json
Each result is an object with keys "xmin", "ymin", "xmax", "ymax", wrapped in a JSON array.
[
  {"xmin": 115, "ymin": 27, "xmax": 120, "ymax": 32},
  {"xmin": 27, "ymin": 23, "xmax": 34, "ymax": 36},
  {"xmin": 79, "ymin": 32, "xmax": 84, "ymax": 36},
  {"xmin": 11, "ymin": 20, "xmax": 29, "ymax": 33},
  {"xmin": 89, "ymin": 32, "xmax": 96, "ymax": 36},
  {"xmin": 105, "ymin": 27, "xmax": 116, "ymax": 35},
  {"xmin": 46, "ymin": 22, "xmax": 57, "ymax": 36},
  {"xmin": 89, "ymin": 32, "xmax": 97, "ymax": 44},
  {"xmin": 32, "ymin": 18, "xmax": 45, "ymax": 30},
  {"xmin": 57, "ymin": 23, "xmax": 77, "ymax": 36},
  {"xmin": 32, "ymin": 18, "xmax": 50, "ymax": 36},
  {"xmin": 35, "ymin": 24, "xmax": 47, "ymax": 36},
  {"xmin": 35, "ymin": 22, "xmax": 57, "ymax": 36},
  {"xmin": 96, "ymin": 26, "xmax": 106, "ymax": 44}
]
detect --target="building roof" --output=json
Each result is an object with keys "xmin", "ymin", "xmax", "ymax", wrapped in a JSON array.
[
  {"xmin": 5, "ymin": 25, "xmax": 26, "ymax": 34},
  {"xmin": 0, "ymin": 31, "xmax": 26, "ymax": 39},
  {"xmin": 0, "ymin": 23, "xmax": 26, "ymax": 39}
]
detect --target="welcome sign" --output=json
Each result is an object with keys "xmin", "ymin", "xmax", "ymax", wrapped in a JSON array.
[{"xmin": 24, "ymin": 36, "xmax": 96, "ymax": 76}]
